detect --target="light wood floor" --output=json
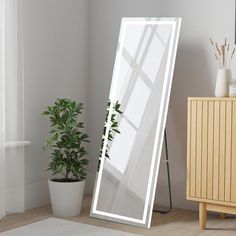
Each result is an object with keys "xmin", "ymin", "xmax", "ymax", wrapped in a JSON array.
[{"xmin": 0, "ymin": 196, "xmax": 236, "ymax": 236}]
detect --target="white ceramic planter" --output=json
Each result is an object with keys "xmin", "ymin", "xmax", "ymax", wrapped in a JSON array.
[
  {"xmin": 215, "ymin": 69, "xmax": 231, "ymax": 97},
  {"xmin": 48, "ymin": 179, "xmax": 85, "ymax": 217}
]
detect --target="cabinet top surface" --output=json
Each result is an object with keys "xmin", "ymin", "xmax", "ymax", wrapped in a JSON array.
[{"xmin": 188, "ymin": 97, "xmax": 236, "ymax": 101}]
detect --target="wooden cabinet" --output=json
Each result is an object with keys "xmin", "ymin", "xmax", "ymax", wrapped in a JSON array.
[{"xmin": 187, "ymin": 97, "xmax": 236, "ymax": 229}]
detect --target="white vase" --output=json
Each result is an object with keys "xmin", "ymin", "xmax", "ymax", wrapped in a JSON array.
[
  {"xmin": 48, "ymin": 179, "xmax": 85, "ymax": 217},
  {"xmin": 215, "ymin": 69, "xmax": 231, "ymax": 97}
]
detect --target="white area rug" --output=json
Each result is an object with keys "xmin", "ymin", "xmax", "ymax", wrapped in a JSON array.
[{"xmin": 0, "ymin": 218, "xmax": 141, "ymax": 236}]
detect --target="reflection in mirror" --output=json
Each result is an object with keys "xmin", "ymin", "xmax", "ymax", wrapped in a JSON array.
[{"xmin": 90, "ymin": 18, "xmax": 181, "ymax": 228}]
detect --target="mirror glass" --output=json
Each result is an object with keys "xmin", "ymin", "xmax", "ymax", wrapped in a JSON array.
[{"xmin": 90, "ymin": 18, "xmax": 181, "ymax": 228}]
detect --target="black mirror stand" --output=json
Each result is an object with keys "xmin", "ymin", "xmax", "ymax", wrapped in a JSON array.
[{"xmin": 153, "ymin": 129, "xmax": 173, "ymax": 214}]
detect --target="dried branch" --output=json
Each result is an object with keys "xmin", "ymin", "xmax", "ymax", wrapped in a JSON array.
[{"xmin": 210, "ymin": 37, "xmax": 234, "ymax": 69}]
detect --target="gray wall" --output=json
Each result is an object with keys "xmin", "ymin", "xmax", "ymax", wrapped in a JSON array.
[
  {"xmin": 23, "ymin": 0, "xmax": 88, "ymax": 209},
  {"xmin": 21, "ymin": 0, "xmax": 235, "ymax": 211},
  {"xmin": 87, "ymin": 0, "xmax": 235, "ymax": 210}
]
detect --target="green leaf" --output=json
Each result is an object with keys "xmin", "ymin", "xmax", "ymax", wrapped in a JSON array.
[
  {"xmin": 42, "ymin": 111, "xmax": 50, "ymax": 115},
  {"xmin": 112, "ymin": 129, "xmax": 120, "ymax": 133}
]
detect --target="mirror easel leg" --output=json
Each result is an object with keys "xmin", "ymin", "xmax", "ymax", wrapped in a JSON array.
[{"xmin": 153, "ymin": 128, "xmax": 173, "ymax": 214}]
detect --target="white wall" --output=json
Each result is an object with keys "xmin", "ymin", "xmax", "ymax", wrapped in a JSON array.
[
  {"xmin": 87, "ymin": 0, "xmax": 235, "ymax": 210},
  {"xmin": 23, "ymin": 0, "xmax": 88, "ymax": 209}
]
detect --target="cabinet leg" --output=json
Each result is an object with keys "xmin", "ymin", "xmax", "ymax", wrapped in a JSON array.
[{"xmin": 199, "ymin": 202, "xmax": 206, "ymax": 230}]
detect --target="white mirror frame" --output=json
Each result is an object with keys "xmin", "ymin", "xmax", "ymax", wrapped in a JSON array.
[{"xmin": 90, "ymin": 17, "xmax": 181, "ymax": 228}]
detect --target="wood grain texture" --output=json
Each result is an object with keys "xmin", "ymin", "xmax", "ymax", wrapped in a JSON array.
[
  {"xmin": 187, "ymin": 98, "xmax": 236, "ymax": 205},
  {"xmin": 190, "ymin": 101, "xmax": 197, "ymax": 197},
  {"xmin": 206, "ymin": 203, "xmax": 236, "ymax": 215},
  {"xmin": 187, "ymin": 196, "xmax": 236, "ymax": 207},
  {"xmin": 225, "ymin": 102, "xmax": 232, "ymax": 202},
  {"xmin": 186, "ymin": 100, "xmax": 191, "ymax": 197},
  {"xmin": 207, "ymin": 101, "xmax": 214, "ymax": 200},
  {"xmin": 188, "ymin": 97, "xmax": 236, "ymax": 101},
  {"xmin": 201, "ymin": 101, "xmax": 208, "ymax": 199},
  {"xmin": 187, "ymin": 98, "xmax": 236, "ymax": 230},
  {"xmin": 219, "ymin": 102, "xmax": 226, "ymax": 201},
  {"xmin": 199, "ymin": 202, "xmax": 206, "ymax": 230},
  {"xmin": 196, "ymin": 101, "xmax": 202, "ymax": 198},
  {"xmin": 231, "ymin": 102, "xmax": 236, "ymax": 202},
  {"xmin": 213, "ymin": 101, "xmax": 220, "ymax": 201}
]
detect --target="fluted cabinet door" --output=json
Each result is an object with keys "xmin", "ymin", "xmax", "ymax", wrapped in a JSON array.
[{"xmin": 187, "ymin": 97, "xmax": 236, "ymax": 206}]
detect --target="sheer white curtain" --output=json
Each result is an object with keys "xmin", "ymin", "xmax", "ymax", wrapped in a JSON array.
[
  {"xmin": 0, "ymin": 0, "xmax": 6, "ymax": 219},
  {"xmin": 0, "ymin": 0, "xmax": 26, "ymax": 218}
]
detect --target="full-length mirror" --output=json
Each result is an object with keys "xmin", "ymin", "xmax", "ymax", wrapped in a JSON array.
[{"xmin": 90, "ymin": 18, "xmax": 181, "ymax": 228}]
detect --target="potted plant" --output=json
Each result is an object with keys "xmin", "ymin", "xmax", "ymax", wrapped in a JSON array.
[{"xmin": 42, "ymin": 98, "xmax": 89, "ymax": 217}]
